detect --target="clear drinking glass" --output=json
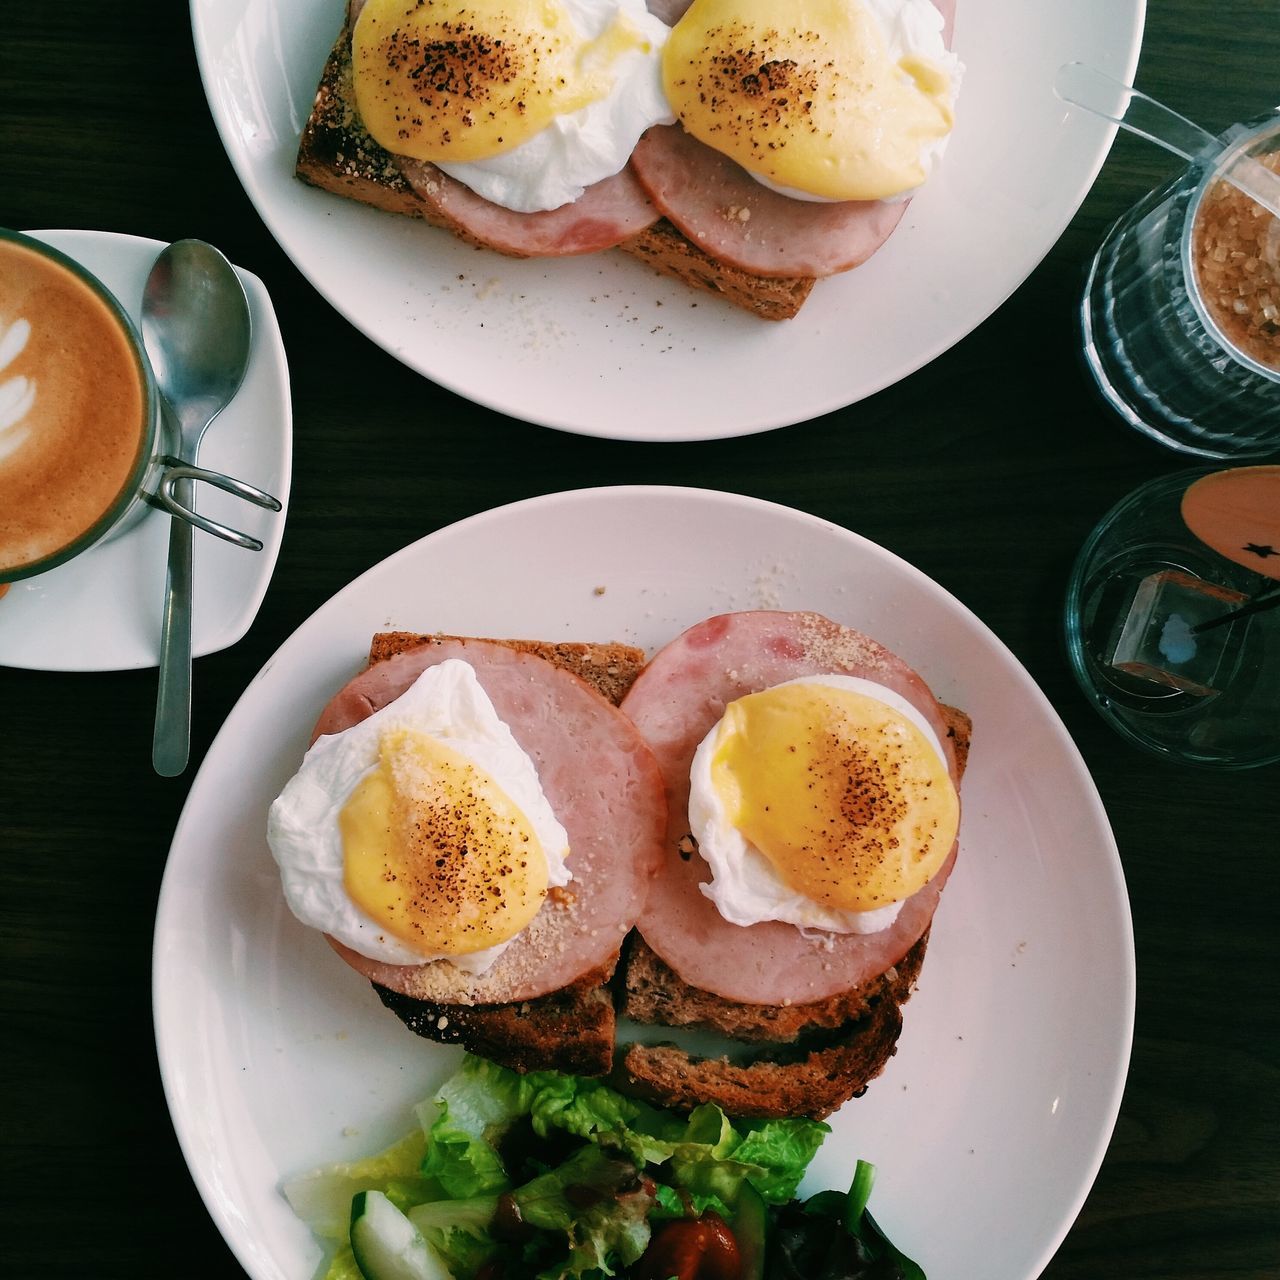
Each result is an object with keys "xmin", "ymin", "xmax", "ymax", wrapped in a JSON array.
[
  {"xmin": 1081, "ymin": 112, "xmax": 1280, "ymax": 459},
  {"xmin": 1064, "ymin": 467, "xmax": 1280, "ymax": 768}
]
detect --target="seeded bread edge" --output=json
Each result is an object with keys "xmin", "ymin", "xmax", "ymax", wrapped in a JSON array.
[{"xmin": 294, "ymin": 21, "xmax": 816, "ymax": 320}]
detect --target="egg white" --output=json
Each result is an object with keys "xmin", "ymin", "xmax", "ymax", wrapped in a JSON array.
[
  {"xmin": 437, "ymin": 0, "xmax": 674, "ymax": 212},
  {"xmin": 747, "ymin": 0, "xmax": 964, "ymax": 204},
  {"xmin": 689, "ymin": 674, "xmax": 950, "ymax": 934},
  {"xmin": 267, "ymin": 659, "xmax": 571, "ymax": 973}
]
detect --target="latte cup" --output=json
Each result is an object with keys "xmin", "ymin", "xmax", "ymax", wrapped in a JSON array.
[{"xmin": 0, "ymin": 229, "xmax": 273, "ymax": 585}]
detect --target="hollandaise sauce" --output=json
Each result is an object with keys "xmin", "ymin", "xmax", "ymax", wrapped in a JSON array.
[
  {"xmin": 353, "ymin": 0, "xmax": 652, "ymax": 163},
  {"xmin": 341, "ymin": 729, "xmax": 549, "ymax": 955},
  {"xmin": 662, "ymin": 0, "xmax": 955, "ymax": 201}
]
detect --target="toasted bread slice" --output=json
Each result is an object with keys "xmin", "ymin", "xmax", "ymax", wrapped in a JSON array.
[
  {"xmin": 355, "ymin": 631, "xmax": 647, "ymax": 1076},
  {"xmin": 295, "ymin": 21, "xmax": 816, "ymax": 320},
  {"xmin": 374, "ymin": 960, "xmax": 618, "ymax": 1077},
  {"xmin": 615, "ymin": 706, "xmax": 972, "ymax": 1119}
]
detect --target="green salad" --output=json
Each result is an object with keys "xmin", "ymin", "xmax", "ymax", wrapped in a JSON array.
[{"xmin": 285, "ymin": 1055, "xmax": 924, "ymax": 1280}]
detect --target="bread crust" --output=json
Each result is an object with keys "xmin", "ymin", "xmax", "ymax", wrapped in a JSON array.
[
  {"xmin": 374, "ymin": 960, "xmax": 619, "ymax": 1077},
  {"xmin": 294, "ymin": 18, "xmax": 816, "ymax": 319},
  {"xmin": 614, "ymin": 933, "xmax": 928, "ymax": 1121}
]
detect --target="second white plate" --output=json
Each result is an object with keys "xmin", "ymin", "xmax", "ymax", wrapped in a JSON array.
[
  {"xmin": 154, "ymin": 486, "xmax": 1134, "ymax": 1280},
  {"xmin": 190, "ymin": 0, "xmax": 1144, "ymax": 439}
]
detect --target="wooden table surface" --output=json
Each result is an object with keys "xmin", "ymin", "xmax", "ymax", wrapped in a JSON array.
[{"xmin": 3, "ymin": 2, "xmax": 1278, "ymax": 1277}]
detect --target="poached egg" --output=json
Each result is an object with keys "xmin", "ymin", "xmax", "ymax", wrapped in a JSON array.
[
  {"xmin": 663, "ymin": 0, "xmax": 961, "ymax": 202},
  {"xmin": 352, "ymin": 0, "xmax": 673, "ymax": 211},
  {"xmin": 689, "ymin": 674, "xmax": 959, "ymax": 934},
  {"xmin": 268, "ymin": 660, "xmax": 571, "ymax": 974}
]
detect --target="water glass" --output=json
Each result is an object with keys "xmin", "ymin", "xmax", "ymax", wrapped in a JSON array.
[{"xmin": 1064, "ymin": 467, "xmax": 1280, "ymax": 768}]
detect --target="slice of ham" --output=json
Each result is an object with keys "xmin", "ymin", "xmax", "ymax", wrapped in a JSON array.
[
  {"xmin": 629, "ymin": 127, "xmax": 909, "ymax": 279},
  {"xmin": 619, "ymin": 611, "xmax": 961, "ymax": 1007},
  {"xmin": 397, "ymin": 160, "xmax": 662, "ymax": 257},
  {"xmin": 314, "ymin": 640, "xmax": 667, "ymax": 1004}
]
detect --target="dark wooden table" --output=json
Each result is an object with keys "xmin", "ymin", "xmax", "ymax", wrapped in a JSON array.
[{"xmin": 3, "ymin": 2, "xmax": 1278, "ymax": 1277}]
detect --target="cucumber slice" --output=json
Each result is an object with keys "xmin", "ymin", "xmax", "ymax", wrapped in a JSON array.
[
  {"xmin": 349, "ymin": 1190, "xmax": 454, "ymax": 1280},
  {"xmin": 733, "ymin": 1182, "xmax": 769, "ymax": 1280}
]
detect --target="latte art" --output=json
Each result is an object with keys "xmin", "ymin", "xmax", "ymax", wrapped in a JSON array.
[
  {"xmin": 0, "ymin": 235, "xmax": 151, "ymax": 577},
  {"xmin": 0, "ymin": 318, "xmax": 36, "ymax": 465}
]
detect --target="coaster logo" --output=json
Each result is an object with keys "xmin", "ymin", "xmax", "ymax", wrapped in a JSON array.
[{"xmin": 0, "ymin": 318, "xmax": 35, "ymax": 464}]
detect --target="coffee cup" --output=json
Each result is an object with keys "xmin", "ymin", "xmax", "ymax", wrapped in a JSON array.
[
  {"xmin": 1080, "ymin": 112, "xmax": 1280, "ymax": 459},
  {"xmin": 0, "ymin": 229, "xmax": 276, "ymax": 584}
]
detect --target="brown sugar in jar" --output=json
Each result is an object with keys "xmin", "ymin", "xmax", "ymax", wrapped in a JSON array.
[{"xmin": 1192, "ymin": 148, "xmax": 1280, "ymax": 372}]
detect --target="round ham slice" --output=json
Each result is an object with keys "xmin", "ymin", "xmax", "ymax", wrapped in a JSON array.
[
  {"xmin": 619, "ymin": 611, "xmax": 961, "ymax": 1007},
  {"xmin": 398, "ymin": 160, "xmax": 661, "ymax": 257},
  {"xmin": 629, "ymin": 125, "xmax": 909, "ymax": 279},
  {"xmin": 314, "ymin": 640, "xmax": 667, "ymax": 1004}
]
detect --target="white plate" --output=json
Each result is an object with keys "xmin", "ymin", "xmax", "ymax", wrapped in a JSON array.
[
  {"xmin": 0, "ymin": 230, "xmax": 292, "ymax": 672},
  {"xmin": 189, "ymin": 1, "xmax": 1144, "ymax": 441},
  {"xmin": 153, "ymin": 487, "xmax": 1134, "ymax": 1280}
]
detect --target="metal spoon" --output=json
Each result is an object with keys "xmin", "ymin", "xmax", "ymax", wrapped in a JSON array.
[{"xmin": 142, "ymin": 240, "xmax": 253, "ymax": 778}]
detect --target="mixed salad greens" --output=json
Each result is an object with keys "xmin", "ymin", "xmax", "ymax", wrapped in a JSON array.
[{"xmin": 285, "ymin": 1055, "xmax": 924, "ymax": 1280}]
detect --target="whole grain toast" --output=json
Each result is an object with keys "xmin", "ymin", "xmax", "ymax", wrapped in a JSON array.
[
  {"xmin": 355, "ymin": 630, "xmax": 970, "ymax": 1119},
  {"xmin": 356, "ymin": 631, "xmax": 648, "ymax": 1077},
  {"xmin": 614, "ymin": 706, "xmax": 972, "ymax": 1119},
  {"xmin": 295, "ymin": 19, "xmax": 816, "ymax": 320}
]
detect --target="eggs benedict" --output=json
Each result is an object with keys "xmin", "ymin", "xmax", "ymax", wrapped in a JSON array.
[
  {"xmin": 689, "ymin": 673, "xmax": 959, "ymax": 933},
  {"xmin": 351, "ymin": 0, "xmax": 673, "ymax": 211},
  {"xmin": 269, "ymin": 659, "xmax": 573, "ymax": 974}
]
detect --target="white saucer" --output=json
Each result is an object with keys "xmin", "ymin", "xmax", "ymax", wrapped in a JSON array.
[{"xmin": 0, "ymin": 229, "xmax": 292, "ymax": 672}]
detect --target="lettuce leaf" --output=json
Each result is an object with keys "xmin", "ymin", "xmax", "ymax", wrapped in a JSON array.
[
  {"xmin": 408, "ymin": 1195, "xmax": 500, "ymax": 1276},
  {"xmin": 290, "ymin": 1055, "xmax": 831, "ymax": 1280},
  {"xmin": 283, "ymin": 1130, "xmax": 434, "ymax": 1241},
  {"xmin": 513, "ymin": 1146, "xmax": 656, "ymax": 1279},
  {"xmin": 421, "ymin": 1057, "xmax": 530, "ymax": 1198},
  {"xmin": 422, "ymin": 1055, "xmax": 826, "ymax": 1208}
]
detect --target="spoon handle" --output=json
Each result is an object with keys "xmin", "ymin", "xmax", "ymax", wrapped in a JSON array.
[
  {"xmin": 152, "ymin": 481, "xmax": 194, "ymax": 777},
  {"xmin": 1055, "ymin": 62, "xmax": 1280, "ymax": 220}
]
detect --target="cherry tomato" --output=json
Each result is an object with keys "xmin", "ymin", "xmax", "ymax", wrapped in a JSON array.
[{"xmin": 632, "ymin": 1212, "xmax": 742, "ymax": 1280}]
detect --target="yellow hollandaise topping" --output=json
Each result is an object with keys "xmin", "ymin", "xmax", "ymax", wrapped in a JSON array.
[
  {"xmin": 710, "ymin": 682, "xmax": 958, "ymax": 911},
  {"xmin": 663, "ymin": 0, "xmax": 955, "ymax": 201},
  {"xmin": 353, "ymin": 0, "xmax": 652, "ymax": 163},
  {"xmin": 341, "ymin": 729, "xmax": 549, "ymax": 956}
]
